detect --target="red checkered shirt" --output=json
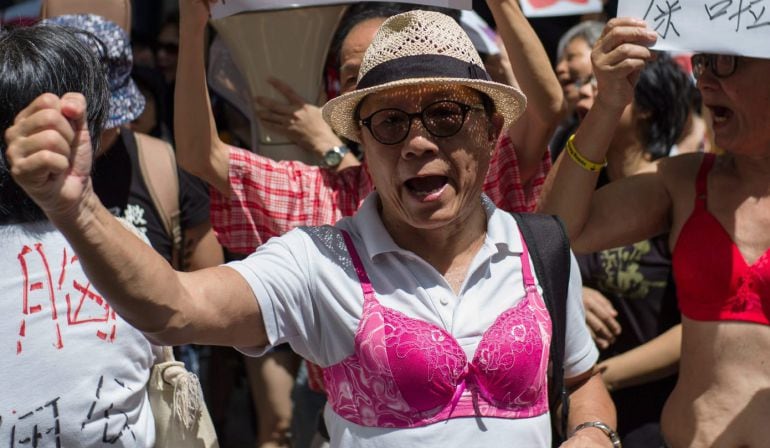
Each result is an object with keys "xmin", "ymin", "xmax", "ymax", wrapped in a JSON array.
[{"xmin": 210, "ymin": 134, "xmax": 551, "ymax": 393}]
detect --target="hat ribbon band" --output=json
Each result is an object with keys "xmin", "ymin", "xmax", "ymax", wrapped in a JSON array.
[{"xmin": 357, "ymin": 54, "xmax": 491, "ymax": 90}]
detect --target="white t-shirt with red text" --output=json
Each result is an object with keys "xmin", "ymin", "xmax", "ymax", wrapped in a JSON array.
[{"xmin": 0, "ymin": 222, "xmax": 156, "ymax": 447}]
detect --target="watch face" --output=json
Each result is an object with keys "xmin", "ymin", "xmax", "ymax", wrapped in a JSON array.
[{"xmin": 324, "ymin": 150, "xmax": 342, "ymax": 166}]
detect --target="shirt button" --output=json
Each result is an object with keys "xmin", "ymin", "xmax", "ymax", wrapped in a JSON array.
[{"xmin": 439, "ymin": 297, "xmax": 450, "ymax": 306}]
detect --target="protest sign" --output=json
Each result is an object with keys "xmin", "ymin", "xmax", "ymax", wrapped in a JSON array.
[
  {"xmin": 211, "ymin": 0, "xmax": 472, "ymax": 19},
  {"xmin": 618, "ymin": 0, "xmax": 770, "ymax": 58},
  {"xmin": 519, "ymin": 0, "xmax": 603, "ymax": 18}
]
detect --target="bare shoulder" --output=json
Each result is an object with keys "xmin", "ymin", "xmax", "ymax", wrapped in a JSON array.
[
  {"xmin": 656, "ymin": 152, "xmax": 709, "ymax": 245},
  {"xmin": 657, "ymin": 152, "xmax": 705, "ymax": 195}
]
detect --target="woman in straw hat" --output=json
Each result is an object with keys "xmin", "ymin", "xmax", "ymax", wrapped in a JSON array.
[{"xmin": 7, "ymin": 10, "xmax": 615, "ymax": 448}]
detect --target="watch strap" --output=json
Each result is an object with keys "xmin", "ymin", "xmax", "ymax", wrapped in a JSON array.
[{"xmin": 322, "ymin": 145, "xmax": 350, "ymax": 168}]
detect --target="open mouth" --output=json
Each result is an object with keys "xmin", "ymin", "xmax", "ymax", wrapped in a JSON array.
[
  {"xmin": 404, "ymin": 175, "xmax": 449, "ymax": 200},
  {"xmin": 709, "ymin": 105, "xmax": 733, "ymax": 125}
]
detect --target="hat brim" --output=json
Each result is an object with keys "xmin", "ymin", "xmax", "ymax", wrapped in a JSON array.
[
  {"xmin": 105, "ymin": 78, "xmax": 145, "ymax": 129},
  {"xmin": 322, "ymin": 78, "xmax": 526, "ymax": 143}
]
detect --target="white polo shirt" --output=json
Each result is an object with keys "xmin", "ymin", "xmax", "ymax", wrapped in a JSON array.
[{"xmin": 229, "ymin": 193, "xmax": 598, "ymax": 448}]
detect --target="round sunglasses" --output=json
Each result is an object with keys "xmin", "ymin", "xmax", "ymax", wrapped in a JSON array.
[{"xmin": 359, "ymin": 100, "xmax": 485, "ymax": 145}]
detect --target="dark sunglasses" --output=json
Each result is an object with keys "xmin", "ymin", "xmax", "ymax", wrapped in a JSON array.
[
  {"xmin": 691, "ymin": 53, "xmax": 738, "ymax": 79},
  {"xmin": 359, "ymin": 100, "xmax": 485, "ymax": 145}
]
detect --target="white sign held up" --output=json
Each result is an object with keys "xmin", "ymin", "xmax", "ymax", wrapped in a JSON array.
[
  {"xmin": 211, "ymin": 0, "xmax": 473, "ymax": 20},
  {"xmin": 617, "ymin": 0, "xmax": 770, "ymax": 58},
  {"xmin": 519, "ymin": 0, "xmax": 603, "ymax": 18}
]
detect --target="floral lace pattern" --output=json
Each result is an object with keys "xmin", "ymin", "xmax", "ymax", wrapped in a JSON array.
[
  {"xmin": 729, "ymin": 254, "xmax": 770, "ymax": 316},
  {"xmin": 322, "ymin": 230, "xmax": 550, "ymax": 428}
]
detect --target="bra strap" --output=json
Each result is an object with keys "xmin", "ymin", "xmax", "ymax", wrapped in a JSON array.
[
  {"xmin": 339, "ymin": 229, "xmax": 376, "ymax": 299},
  {"xmin": 518, "ymin": 231, "xmax": 537, "ymax": 292},
  {"xmin": 694, "ymin": 153, "xmax": 716, "ymax": 207}
]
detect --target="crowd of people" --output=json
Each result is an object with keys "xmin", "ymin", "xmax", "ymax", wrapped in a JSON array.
[{"xmin": 1, "ymin": 0, "xmax": 768, "ymax": 447}]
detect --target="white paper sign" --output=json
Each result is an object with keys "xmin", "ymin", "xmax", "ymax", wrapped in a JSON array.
[
  {"xmin": 618, "ymin": 0, "xmax": 770, "ymax": 58},
  {"xmin": 519, "ymin": 0, "xmax": 603, "ymax": 18},
  {"xmin": 211, "ymin": 0, "xmax": 472, "ymax": 20}
]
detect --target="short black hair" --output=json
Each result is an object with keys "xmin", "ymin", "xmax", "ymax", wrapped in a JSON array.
[
  {"xmin": 329, "ymin": 2, "xmax": 462, "ymax": 69},
  {"xmin": 634, "ymin": 52, "xmax": 697, "ymax": 159},
  {"xmin": 0, "ymin": 24, "xmax": 110, "ymax": 224}
]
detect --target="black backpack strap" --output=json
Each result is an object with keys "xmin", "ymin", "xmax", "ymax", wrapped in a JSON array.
[{"xmin": 512, "ymin": 212, "xmax": 571, "ymax": 444}]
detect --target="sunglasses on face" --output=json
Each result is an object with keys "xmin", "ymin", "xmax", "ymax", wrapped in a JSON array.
[
  {"xmin": 691, "ymin": 53, "xmax": 738, "ymax": 79},
  {"xmin": 359, "ymin": 100, "xmax": 485, "ymax": 145}
]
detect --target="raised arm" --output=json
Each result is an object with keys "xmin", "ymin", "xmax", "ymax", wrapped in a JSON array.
[
  {"xmin": 7, "ymin": 92, "xmax": 264, "ymax": 348},
  {"xmin": 255, "ymin": 77, "xmax": 359, "ymax": 172},
  {"xmin": 487, "ymin": 0, "xmax": 565, "ymax": 185},
  {"xmin": 175, "ymin": 0, "xmax": 230, "ymax": 194},
  {"xmin": 537, "ymin": 19, "xmax": 669, "ymax": 253}
]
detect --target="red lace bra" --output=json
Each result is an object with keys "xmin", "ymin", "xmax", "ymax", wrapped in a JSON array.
[
  {"xmin": 321, "ymin": 230, "xmax": 551, "ymax": 428},
  {"xmin": 673, "ymin": 153, "xmax": 770, "ymax": 325}
]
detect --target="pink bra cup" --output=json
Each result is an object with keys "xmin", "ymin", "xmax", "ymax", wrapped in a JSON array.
[{"xmin": 322, "ymin": 230, "xmax": 551, "ymax": 428}]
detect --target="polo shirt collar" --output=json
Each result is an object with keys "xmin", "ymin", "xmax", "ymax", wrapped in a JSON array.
[{"xmin": 349, "ymin": 193, "xmax": 524, "ymax": 262}]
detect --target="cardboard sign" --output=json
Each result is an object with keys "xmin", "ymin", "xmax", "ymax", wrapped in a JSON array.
[
  {"xmin": 519, "ymin": 0, "xmax": 603, "ymax": 18},
  {"xmin": 618, "ymin": 0, "xmax": 770, "ymax": 58},
  {"xmin": 211, "ymin": 0, "xmax": 472, "ymax": 20}
]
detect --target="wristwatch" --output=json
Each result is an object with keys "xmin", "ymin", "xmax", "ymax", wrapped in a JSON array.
[
  {"xmin": 322, "ymin": 145, "xmax": 350, "ymax": 168},
  {"xmin": 572, "ymin": 421, "xmax": 622, "ymax": 447}
]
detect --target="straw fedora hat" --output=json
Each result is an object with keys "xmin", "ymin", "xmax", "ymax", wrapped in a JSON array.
[{"xmin": 322, "ymin": 9, "xmax": 527, "ymax": 143}]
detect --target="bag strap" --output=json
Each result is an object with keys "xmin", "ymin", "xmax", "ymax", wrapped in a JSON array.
[
  {"xmin": 134, "ymin": 131, "xmax": 183, "ymax": 270},
  {"xmin": 161, "ymin": 345, "xmax": 175, "ymax": 363},
  {"xmin": 512, "ymin": 212, "xmax": 571, "ymax": 442}
]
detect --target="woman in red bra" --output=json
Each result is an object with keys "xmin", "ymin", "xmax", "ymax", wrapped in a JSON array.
[{"xmin": 539, "ymin": 17, "xmax": 770, "ymax": 448}]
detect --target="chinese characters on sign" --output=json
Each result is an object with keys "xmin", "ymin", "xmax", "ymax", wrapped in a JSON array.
[
  {"xmin": 618, "ymin": 0, "xmax": 770, "ymax": 58},
  {"xmin": 644, "ymin": 0, "xmax": 683, "ymax": 38},
  {"xmin": 703, "ymin": 0, "xmax": 770, "ymax": 31}
]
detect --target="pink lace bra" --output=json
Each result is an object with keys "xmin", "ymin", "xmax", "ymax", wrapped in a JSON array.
[{"xmin": 322, "ymin": 230, "xmax": 552, "ymax": 428}]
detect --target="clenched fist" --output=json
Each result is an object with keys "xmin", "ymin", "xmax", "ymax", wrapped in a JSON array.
[{"xmin": 6, "ymin": 92, "xmax": 96, "ymax": 222}]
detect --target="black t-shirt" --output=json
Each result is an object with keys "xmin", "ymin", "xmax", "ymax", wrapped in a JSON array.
[
  {"xmin": 92, "ymin": 129, "xmax": 210, "ymax": 263},
  {"xmin": 578, "ymin": 236, "xmax": 680, "ymax": 354}
]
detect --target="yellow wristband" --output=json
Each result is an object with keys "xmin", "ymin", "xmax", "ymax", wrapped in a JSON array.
[{"xmin": 566, "ymin": 134, "xmax": 607, "ymax": 172}]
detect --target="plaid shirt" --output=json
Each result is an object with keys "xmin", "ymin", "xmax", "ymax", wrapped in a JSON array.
[
  {"xmin": 210, "ymin": 134, "xmax": 551, "ymax": 254},
  {"xmin": 210, "ymin": 135, "xmax": 551, "ymax": 393}
]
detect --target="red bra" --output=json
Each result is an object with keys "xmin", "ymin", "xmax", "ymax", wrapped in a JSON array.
[{"xmin": 673, "ymin": 153, "xmax": 770, "ymax": 325}]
